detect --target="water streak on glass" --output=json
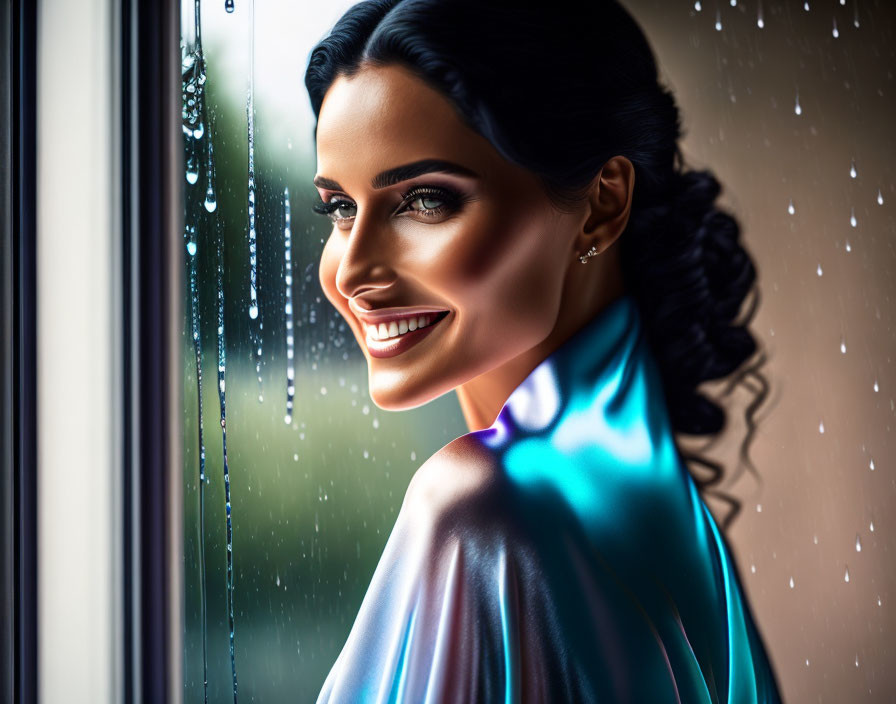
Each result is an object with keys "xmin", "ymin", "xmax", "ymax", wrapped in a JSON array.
[
  {"xmin": 216, "ymin": 213, "xmax": 239, "ymax": 703},
  {"xmin": 246, "ymin": 0, "xmax": 263, "ymax": 403},
  {"xmin": 284, "ymin": 188, "xmax": 295, "ymax": 424},
  {"xmin": 184, "ymin": 223, "xmax": 209, "ymax": 704},
  {"xmin": 204, "ymin": 113, "xmax": 217, "ymax": 212},
  {"xmin": 181, "ymin": 0, "xmax": 211, "ymax": 698}
]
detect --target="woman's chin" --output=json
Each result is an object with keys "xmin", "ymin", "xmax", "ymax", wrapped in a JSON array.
[{"xmin": 367, "ymin": 371, "xmax": 447, "ymax": 412}]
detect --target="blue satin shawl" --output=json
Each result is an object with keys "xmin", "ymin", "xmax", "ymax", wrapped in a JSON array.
[{"xmin": 317, "ymin": 294, "xmax": 783, "ymax": 703}]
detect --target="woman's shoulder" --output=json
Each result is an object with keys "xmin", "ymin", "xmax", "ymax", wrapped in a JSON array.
[
  {"xmin": 402, "ymin": 432, "xmax": 568, "ymax": 547},
  {"xmin": 404, "ymin": 432, "xmax": 506, "ymax": 523}
]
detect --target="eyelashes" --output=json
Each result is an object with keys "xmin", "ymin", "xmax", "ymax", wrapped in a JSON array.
[
  {"xmin": 311, "ymin": 184, "xmax": 466, "ymax": 225},
  {"xmin": 311, "ymin": 199, "xmax": 349, "ymax": 217}
]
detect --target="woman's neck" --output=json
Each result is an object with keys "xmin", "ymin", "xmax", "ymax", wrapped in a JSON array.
[{"xmin": 455, "ymin": 244, "xmax": 626, "ymax": 432}]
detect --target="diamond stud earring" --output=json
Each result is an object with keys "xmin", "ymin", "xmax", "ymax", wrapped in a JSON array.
[{"xmin": 578, "ymin": 244, "xmax": 599, "ymax": 264}]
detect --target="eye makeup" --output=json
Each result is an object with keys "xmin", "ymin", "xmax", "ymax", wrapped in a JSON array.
[{"xmin": 311, "ymin": 183, "xmax": 469, "ymax": 225}]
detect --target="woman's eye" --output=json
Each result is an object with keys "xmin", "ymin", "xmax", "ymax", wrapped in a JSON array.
[
  {"xmin": 311, "ymin": 186, "xmax": 463, "ymax": 226},
  {"xmin": 400, "ymin": 187, "xmax": 462, "ymax": 219},
  {"xmin": 410, "ymin": 195, "xmax": 444, "ymax": 212},
  {"xmin": 333, "ymin": 202, "xmax": 356, "ymax": 218},
  {"xmin": 311, "ymin": 197, "xmax": 356, "ymax": 224}
]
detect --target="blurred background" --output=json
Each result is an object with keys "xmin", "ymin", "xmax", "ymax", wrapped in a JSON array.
[{"xmin": 179, "ymin": 1, "xmax": 896, "ymax": 702}]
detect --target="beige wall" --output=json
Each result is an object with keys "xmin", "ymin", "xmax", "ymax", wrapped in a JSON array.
[{"xmin": 622, "ymin": 2, "xmax": 896, "ymax": 702}]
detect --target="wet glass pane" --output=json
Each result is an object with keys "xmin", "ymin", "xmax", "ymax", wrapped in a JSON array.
[
  {"xmin": 179, "ymin": 2, "xmax": 896, "ymax": 703},
  {"xmin": 180, "ymin": 3, "xmax": 468, "ymax": 702}
]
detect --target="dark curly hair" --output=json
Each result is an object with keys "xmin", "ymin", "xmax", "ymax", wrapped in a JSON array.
[{"xmin": 304, "ymin": 0, "xmax": 772, "ymax": 529}]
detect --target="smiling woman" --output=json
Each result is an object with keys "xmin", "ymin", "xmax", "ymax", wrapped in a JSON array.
[
  {"xmin": 312, "ymin": 64, "xmax": 632, "ymax": 420},
  {"xmin": 303, "ymin": 0, "xmax": 782, "ymax": 702}
]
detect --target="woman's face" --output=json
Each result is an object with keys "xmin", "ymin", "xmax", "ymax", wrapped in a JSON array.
[{"xmin": 313, "ymin": 63, "xmax": 587, "ymax": 411}]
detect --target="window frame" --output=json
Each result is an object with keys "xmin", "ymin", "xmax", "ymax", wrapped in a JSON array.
[
  {"xmin": 3, "ymin": 0, "xmax": 183, "ymax": 701},
  {"xmin": 2, "ymin": 1, "xmax": 38, "ymax": 701}
]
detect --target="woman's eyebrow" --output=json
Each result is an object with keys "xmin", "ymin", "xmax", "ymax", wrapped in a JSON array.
[{"xmin": 313, "ymin": 158, "xmax": 479, "ymax": 191}]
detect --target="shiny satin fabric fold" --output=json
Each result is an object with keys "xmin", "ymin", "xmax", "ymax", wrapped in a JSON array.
[{"xmin": 316, "ymin": 294, "xmax": 783, "ymax": 703}]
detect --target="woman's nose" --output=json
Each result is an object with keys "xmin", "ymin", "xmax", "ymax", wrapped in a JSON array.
[{"xmin": 334, "ymin": 212, "xmax": 397, "ymax": 300}]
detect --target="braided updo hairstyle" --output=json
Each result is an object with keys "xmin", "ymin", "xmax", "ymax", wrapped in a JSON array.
[{"xmin": 305, "ymin": 0, "xmax": 771, "ymax": 529}]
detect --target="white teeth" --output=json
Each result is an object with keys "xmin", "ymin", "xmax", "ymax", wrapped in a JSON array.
[{"xmin": 366, "ymin": 312, "xmax": 445, "ymax": 341}]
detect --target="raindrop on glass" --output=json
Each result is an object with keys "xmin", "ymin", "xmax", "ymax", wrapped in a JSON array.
[
  {"xmin": 204, "ymin": 190, "xmax": 217, "ymax": 213},
  {"xmin": 788, "ymin": 198, "xmax": 795, "ymax": 215},
  {"xmin": 877, "ymin": 189, "xmax": 884, "ymax": 205},
  {"xmin": 730, "ymin": 0, "xmax": 736, "ymax": 6},
  {"xmin": 694, "ymin": 1, "xmax": 701, "ymax": 11},
  {"xmin": 870, "ymin": 520, "xmax": 875, "ymax": 532},
  {"xmin": 789, "ymin": 576, "xmax": 795, "ymax": 589},
  {"xmin": 750, "ymin": 564, "xmax": 756, "ymax": 573},
  {"xmin": 844, "ymin": 565, "xmax": 850, "ymax": 582},
  {"xmin": 840, "ymin": 337, "xmax": 846, "ymax": 354},
  {"xmin": 869, "ymin": 458, "xmax": 875, "ymax": 471},
  {"xmin": 855, "ymin": 654, "xmax": 859, "ymax": 668},
  {"xmin": 813, "ymin": 534, "xmax": 819, "ymax": 545},
  {"xmin": 794, "ymin": 92, "xmax": 802, "ymax": 116},
  {"xmin": 856, "ymin": 534, "xmax": 862, "ymax": 552},
  {"xmin": 805, "ymin": 658, "xmax": 810, "ymax": 667},
  {"xmin": 832, "ymin": 18, "xmax": 839, "ymax": 38},
  {"xmin": 816, "ymin": 263, "xmax": 823, "ymax": 276},
  {"xmin": 714, "ymin": 10, "xmax": 722, "ymax": 31},
  {"xmin": 873, "ymin": 380, "xmax": 879, "ymax": 392},
  {"xmin": 225, "ymin": 0, "xmax": 234, "ymax": 11},
  {"xmin": 803, "ymin": 1, "xmax": 809, "ymax": 10},
  {"xmin": 818, "ymin": 420, "xmax": 825, "ymax": 434},
  {"xmin": 849, "ymin": 208, "xmax": 857, "ymax": 227},
  {"xmin": 845, "ymin": 240, "xmax": 851, "ymax": 252},
  {"xmin": 849, "ymin": 159, "xmax": 857, "ymax": 178},
  {"xmin": 275, "ymin": 573, "xmax": 280, "ymax": 587}
]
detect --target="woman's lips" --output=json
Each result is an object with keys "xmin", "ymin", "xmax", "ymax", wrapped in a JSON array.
[{"xmin": 362, "ymin": 310, "xmax": 450, "ymax": 358}]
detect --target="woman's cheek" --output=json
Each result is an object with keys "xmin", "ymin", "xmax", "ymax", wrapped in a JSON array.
[{"xmin": 427, "ymin": 210, "xmax": 517, "ymax": 289}]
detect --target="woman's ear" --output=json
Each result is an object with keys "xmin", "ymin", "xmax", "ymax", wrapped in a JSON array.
[{"xmin": 576, "ymin": 156, "xmax": 635, "ymax": 257}]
